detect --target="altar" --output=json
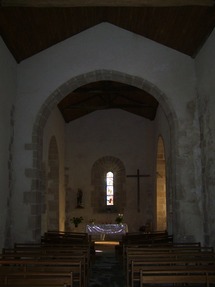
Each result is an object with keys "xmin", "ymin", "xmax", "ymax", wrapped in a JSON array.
[{"xmin": 86, "ymin": 224, "xmax": 128, "ymax": 240}]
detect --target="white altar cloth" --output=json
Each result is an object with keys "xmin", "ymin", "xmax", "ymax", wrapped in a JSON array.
[{"xmin": 86, "ymin": 224, "xmax": 128, "ymax": 240}]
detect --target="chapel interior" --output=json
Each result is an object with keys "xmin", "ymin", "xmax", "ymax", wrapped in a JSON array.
[{"xmin": 1, "ymin": 2, "xmax": 215, "ymax": 282}]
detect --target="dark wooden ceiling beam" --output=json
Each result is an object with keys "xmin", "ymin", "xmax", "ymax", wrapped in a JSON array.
[{"xmin": 1, "ymin": 0, "xmax": 214, "ymax": 7}]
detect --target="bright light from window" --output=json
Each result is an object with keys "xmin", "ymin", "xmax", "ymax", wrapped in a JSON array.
[{"xmin": 106, "ymin": 171, "xmax": 114, "ymax": 205}]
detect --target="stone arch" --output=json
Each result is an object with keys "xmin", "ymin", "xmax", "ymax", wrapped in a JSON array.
[
  {"xmin": 28, "ymin": 69, "xmax": 178, "ymax": 241},
  {"xmin": 46, "ymin": 136, "xmax": 59, "ymax": 231},
  {"xmin": 91, "ymin": 155, "xmax": 126, "ymax": 213}
]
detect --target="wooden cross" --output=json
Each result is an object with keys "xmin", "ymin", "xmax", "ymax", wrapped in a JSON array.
[{"xmin": 127, "ymin": 169, "xmax": 150, "ymax": 212}]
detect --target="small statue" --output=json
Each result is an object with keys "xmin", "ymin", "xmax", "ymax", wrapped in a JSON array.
[{"xmin": 77, "ymin": 188, "xmax": 83, "ymax": 207}]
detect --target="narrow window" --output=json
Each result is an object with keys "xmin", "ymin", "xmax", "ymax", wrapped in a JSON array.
[{"xmin": 106, "ymin": 171, "xmax": 114, "ymax": 206}]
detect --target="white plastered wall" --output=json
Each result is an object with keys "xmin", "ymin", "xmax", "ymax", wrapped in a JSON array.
[
  {"xmin": 65, "ymin": 109, "xmax": 156, "ymax": 232},
  {"xmin": 7, "ymin": 22, "xmax": 204, "ymax": 243},
  {"xmin": 195, "ymin": 28, "xmax": 215, "ymax": 246},
  {"xmin": 0, "ymin": 37, "xmax": 17, "ymax": 248}
]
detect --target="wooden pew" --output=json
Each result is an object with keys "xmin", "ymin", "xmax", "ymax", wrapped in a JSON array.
[
  {"xmin": 0, "ymin": 272, "xmax": 73, "ymax": 286},
  {"xmin": 120, "ymin": 237, "xmax": 215, "ymax": 287},
  {"xmin": 0, "ymin": 259, "xmax": 82, "ymax": 287},
  {"xmin": 3, "ymin": 245, "xmax": 91, "ymax": 264},
  {"xmin": 2, "ymin": 245, "xmax": 91, "ymax": 286},
  {"xmin": 124, "ymin": 243, "xmax": 213, "ymax": 270},
  {"xmin": 41, "ymin": 231, "xmax": 91, "ymax": 245},
  {"xmin": 125, "ymin": 246, "xmax": 214, "ymax": 265},
  {"xmin": 121, "ymin": 241, "xmax": 203, "ymax": 263},
  {"xmin": 121, "ymin": 230, "xmax": 171, "ymax": 242},
  {"xmin": 124, "ymin": 244, "xmax": 215, "ymax": 287},
  {"xmin": 13, "ymin": 231, "xmax": 94, "ymax": 257},
  {"xmin": 123, "ymin": 241, "xmax": 203, "ymax": 256},
  {"xmin": 140, "ymin": 269, "xmax": 215, "ymax": 286},
  {"xmin": 2, "ymin": 251, "xmax": 90, "ymax": 283},
  {"xmin": 15, "ymin": 236, "xmax": 95, "ymax": 256},
  {"xmin": 8, "ymin": 243, "xmax": 92, "ymax": 259},
  {"xmin": 9, "ymin": 241, "xmax": 93, "ymax": 272},
  {"xmin": 1, "ymin": 253, "xmax": 88, "ymax": 282},
  {"xmin": 131, "ymin": 257, "xmax": 215, "ymax": 287},
  {"xmin": 116, "ymin": 231, "xmax": 173, "ymax": 258},
  {"xmin": 42, "ymin": 231, "xmax": 95, "ymax": 257},
  {"xmin": 124, "ymin": 243, "xmax": 212, "ymax": 272},
  {"xmin": 0, "ymin": 232, "xmax": 94, "ymax": 287}
]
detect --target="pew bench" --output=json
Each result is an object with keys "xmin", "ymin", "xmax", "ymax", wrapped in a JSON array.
[
  {"xmin": 122, "ymin": 242, "xmax": 207, "ymax": 264},
  {"xmin": 130, "ymin": 258, "xmax": 215, "ymax": 287},
  {"xmin": 41, "ymin": 231, "xmax": 92, "ymax": 247},
  {"xmin": 124, "ymin": 244, "xmax": 214, "ymax": 273},
  {"xmin": 12, "ymin": 241, "xmax": 95, "ymax": 257},
  {"xmin": 118, "ymin": 232, "xmax": 173, "ymax": 258},
  {"xmin": 1, "ymin": 251, "xmax": 90, "ymax": 285},
  {"xmin": 0, "ymin": 272, "xmax": 73, "ymax": 286},
  {"xmin": 140, "ymin": 269, "xmax": 215, "ymax": 286},
  {"xmin": 0, "ymin": 259, "xmax": 83, "ymax": 287},
  {"xmin": 125, "ymin": 246, "xmax": 214, "ymax": 284},
  {"xmin": 126, "ymin": 250, "xmax": 215, "ymax": 271}
]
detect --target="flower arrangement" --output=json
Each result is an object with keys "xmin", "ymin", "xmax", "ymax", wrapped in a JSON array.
[
  {"xmin": 70, "ymin": 216, "xmax": 83, "ymax": 227},
  {"xmin": 115, "ymin": 213, "xmax": 123, "ymax": 224}
]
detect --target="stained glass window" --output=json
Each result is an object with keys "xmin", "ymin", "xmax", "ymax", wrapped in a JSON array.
[{"xmin": 106, "ymin": 171, "xmax": 114, "ymax": 205}]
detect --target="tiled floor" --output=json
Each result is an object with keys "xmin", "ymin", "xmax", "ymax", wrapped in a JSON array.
[{"xmin": 89, "ymin": 241, "xmax": 126, "ymax": 287}]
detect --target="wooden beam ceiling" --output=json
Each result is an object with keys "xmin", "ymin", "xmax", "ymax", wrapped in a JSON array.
[
  {"xmin": 1, "ymin": 2, "xmax": 215, "ymax": 122},
  {"xmin": 57, "ymin": 81, "xmax": 159, "ymax": 122},
  {"xmin": 1, "ymin": 0, "xmax": 214, "ymax": 7}
]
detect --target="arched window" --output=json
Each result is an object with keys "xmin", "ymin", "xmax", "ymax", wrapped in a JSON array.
[
  {"xmin": 91, "ymin": 156, "xmax": 126, "ymax": 213},
  {"xmin": 106, "ymin": 171, "xmax": 114, "ymax": 206}
]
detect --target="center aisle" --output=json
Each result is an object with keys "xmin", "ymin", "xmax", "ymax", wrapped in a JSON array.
[{"xmin": 89, "ymin": 241, "xmax": 126, "ymax": 287}]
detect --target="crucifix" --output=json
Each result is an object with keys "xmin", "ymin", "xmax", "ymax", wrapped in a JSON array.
[{"xmin": 127, "ymin": 169, "xmax": 150, "ymax": 213}]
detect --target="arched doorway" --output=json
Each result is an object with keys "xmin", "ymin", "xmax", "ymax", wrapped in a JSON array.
[
  {"xmin": 28, "ymin": 70, "xmax": 177, "ymax": 241},
  {"xmin": 156, "ymin": 136, "xmax": 167, "ymax": 231}
]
